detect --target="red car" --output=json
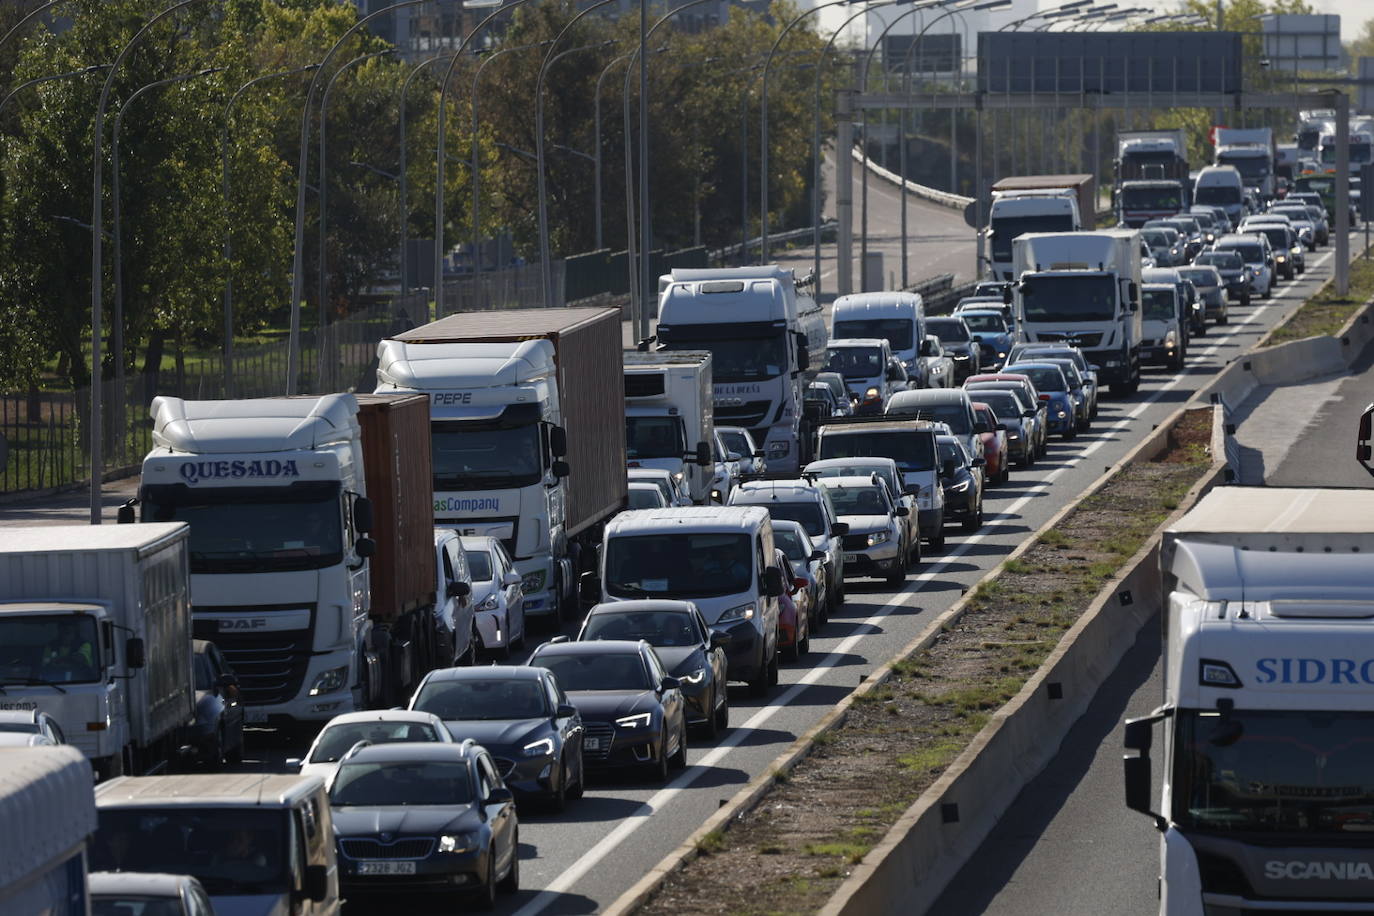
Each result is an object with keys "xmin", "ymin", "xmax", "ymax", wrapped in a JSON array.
[
  {"xmin": 971, "ymin": 402, "xmax": 1010, "ymax": 485},
  {"xmin": 775, "ymin": 550, "xmax": 810, "ymax": 661}
]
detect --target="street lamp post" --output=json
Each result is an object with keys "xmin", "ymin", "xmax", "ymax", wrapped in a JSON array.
[
  {"xmin": 0, "ymin": 64, "xmax": 109, "ymax": 117},
  {"xmin": 594, "ymin": 49, "xmax": 639, "ymax": 253},
  {"xmin": 222, "ymin": 64, "xmax": 319, "ymax": 397},
  {"xmin": 89, "ymin": 0, "xmax": 217, "ymax": 524},
  {"xmin": 398, "ymin": 53, "xmax": 456, "ymax": 296}
]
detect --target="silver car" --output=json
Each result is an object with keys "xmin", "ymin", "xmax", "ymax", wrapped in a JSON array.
[{"xmin": 815, "ymin": 477, "xmax": 912, "ymax": 587}]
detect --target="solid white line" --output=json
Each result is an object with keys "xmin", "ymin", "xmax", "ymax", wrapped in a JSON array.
[{"xmin": 513, "ymin": 241, "xmax": 1342, "ymax": 915}]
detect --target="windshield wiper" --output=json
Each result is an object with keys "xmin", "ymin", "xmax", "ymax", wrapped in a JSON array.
[{"xmin": 0, "ymin": 677, "xmax": 67, "ymax": 694}]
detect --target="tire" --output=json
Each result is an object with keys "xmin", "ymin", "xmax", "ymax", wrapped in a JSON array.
[
  {"xmin": 1062, "ymin": 428, "xmax": 1076, "ymax": 442},
  {"xmin": 782, "ymin": 634, "xmax": 798, "ymax": 663},
  {"xmin": 1218, "ymin": 309, "xmax": 1229, "ymax": 326},
  {"xmin": 961, "ymin": 503, "xmax": 982, "ymax": 533},
  {"xmin": 650, "ymin": 735, "xmax": 670, "ymax": 783},
  {"xmin": 931, "ymin": 532, "xmax": 946, "ymax": 549},
  {"xmin": 885, "ymin": 564, "xmax": 904, "ymax": 588},
  {"xmin": 747, "ymin": 663, "xmax": 769, "ymax": 697},
  {"xmin": 548, "ymin": 759, "xmax": 568, "ymax": 813},
  {"xmin": 207, "ymin": 727, "xmax": 224, "ymax": 768},
  {"xmin": 1240, "ymin": 292, "xmax": 1250, "ymax": 307},
  {"xmin": 834, "ymin": 582, "xmax": 846, "ymax": 607},
  {"xmin": 766, "ymin": 648, "xmax": 779, "ymax": 686},
  {"xmin": 474, "ymin": 854, "xmax": 497, "ymax": 910},
  {"xmin": 669, "ymin": 722, "xmax": 687, "ymax": 770},
  {"xmin": 700, "ymin": 688, "xmax": 721, "ymax": 740},
  {"xmin": 498, "ymin": 836, "xmax": 520, "ymax": 894},
  {"xmin": 568, "ymin": 754, "xmax": 585, "ymax": 799},
  {"xmin": 225, "ymin": 725, "xmax": 244, "ymax": 765},
  {"xmin": 797, "ymin": 618, "xmax": 809, "ymax": 658}
]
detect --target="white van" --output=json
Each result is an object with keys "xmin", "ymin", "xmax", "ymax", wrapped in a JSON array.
[
  {"xmin": 824, "ymin": 338, "xmax": 902, "ymax": 415},
  {"xmin": 1193, "ymin": 165, "xmax": 1245, "ymax": 226},
  {"xmin": 93, "ymin": 773, "xmax": 340, "ymax": 916},
  {"xmin": 831, "ymin": 292, "xmax": 926, "ymax": 381},
  {"xmin": 600, "ymin": 506, "xmax": 786, "ymax": 694}
]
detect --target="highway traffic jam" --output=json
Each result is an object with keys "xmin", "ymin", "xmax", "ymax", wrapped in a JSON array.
[{"xmin": 0, "ymin": 117, "xmax": 1364, "ymax": 916}]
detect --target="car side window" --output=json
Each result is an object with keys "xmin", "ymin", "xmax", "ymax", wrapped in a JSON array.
[
  {"xmin": 475, "ymin": 759, "xmax": 494, "ymax": 799},
  {"xmin": 187, "ymin": 884, "xmax": 215, "ymax": 916},
  {"xmin": 645, "ymin": 649, "xmax": 666, "ymax": 683},
  {"xmin": 694, "ymin": 611, "xmax": 709, "ymax": 643},
  {"xmin": 46, "ymin": 718, "xmax": 64, "ymax": 745},
  {"xmin": 755, "ymin": 535, "xmax": 768, "ymax": 591},
  {"xmin": 479, "ymin": 753, "xmax": 503, "ymax": 790},
  {"xmin": 441, "ymin": 545, "xmax": 455, "ymax": 584},
  {"xmin": 543, "ymin": 677, "xmax": 559, "ymax": 713}
]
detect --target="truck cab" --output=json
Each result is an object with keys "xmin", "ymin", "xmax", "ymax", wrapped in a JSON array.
[
  {"xmin": 830, "ymin": 292, "xmax": 926, "ymax": 382},
  {"xmin": 986, "ymin": 194, "xmax": 1081, "ymax": 282}
]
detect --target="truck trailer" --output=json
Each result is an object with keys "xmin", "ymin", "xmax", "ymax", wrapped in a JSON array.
[
  {"xmin": 377, "ymin": 307, "xmax": 627, "ymax": 622},
  {"xmin": 1125, "ymin": 487, "xmax": 1374, "ymax": 915},
  {"xmin": 623, "ymin": 350, "xmax": 716, "ymax": 504},
  {"xmin": 0, "ymin": 746, "xmax": 96, "ymax": 915},
  {"xmin": 0, "ymin": 523, "xmax": 194, "ymax": 779}
]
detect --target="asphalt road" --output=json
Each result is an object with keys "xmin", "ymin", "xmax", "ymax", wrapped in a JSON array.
[
  {"xmin": 932, "ymin": 237, "xmax": 1362, "ymax": 916},
  {"xmin": 4, "ymin": 239, "xmax": 1352, "ymax": 914}
]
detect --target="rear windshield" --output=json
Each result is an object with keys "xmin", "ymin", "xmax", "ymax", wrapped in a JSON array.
[
  {"xmin": 817, "ymin": 429, "xmax": 937, "ymax": 473},
  {"xmin": 886, "ymin": 400, "xmax": 971, "ymax": 435},
  {"xmin": 926, "ymin": 319, "xmax": 971, "ymax": 342},
  {"xmin": 1195, "ymin": 252, "xmax": 1242, "ymax": 270},
  {"xmin": 1006, "ymin": 365, "xmax": 1065, "ymax": 392},
  {"xmin": 1221, "ymin": 242, "xmax": 1264, "ymax": 263},
  {"xmin": 974, "ymin": 391, "xmax": 1024, "ymax": 421}
]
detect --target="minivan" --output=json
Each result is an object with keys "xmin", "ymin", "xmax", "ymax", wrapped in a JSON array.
[
  {"xmin": 599, "ymin": 506, "xmax": 786, "ymax": 694},
  {"xmin": 1194, "ymin": 165, "xmax": 1245, "ymax": 225},
  {"xmin": 825, "ymin": 338, "xmax": 903, "ymax": 415},
  {"xmin": 93, "ymin": 773, "xmax": 340, "ymax": 915},
  {"xmin": 831, "ymin": 292, "xmax": 926, "ymax": 380}
]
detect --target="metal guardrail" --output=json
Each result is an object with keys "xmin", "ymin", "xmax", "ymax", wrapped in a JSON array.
[
  {"xmin": 856, "ymin": 147, "xmax": 973, "ymax": 211},
  {"xmin": 710, "ymin": 221, "xmax": 837, "ymax": 263},
  {"xmin": 910, "ymin": 273, "xmax": 980, "ymax": 315}
]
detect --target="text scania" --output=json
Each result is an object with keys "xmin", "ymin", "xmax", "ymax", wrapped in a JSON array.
[
  {"xmin": 180, "ymin": 459, "xmax": 300, "ymax": 484},
  {"xmin": 435, "ymin": 496, "xmax": 501, "ymax": 513},
  {"xmin": 1255, "ymin": 657, "xmax": 1374, "ymax": 685},
  {"xmin": 1266, "ymin": 861, "xmax": 1374, "ymax": 880}
]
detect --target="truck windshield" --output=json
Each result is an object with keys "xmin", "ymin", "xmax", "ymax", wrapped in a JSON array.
[
  {"xmin": 660, "ymin": 331, "xmax": 787, "ymax": 383},
  {"xmin": 1142, "ymin": 288, "xmax": 1177, "ymax": 320},
  {"xmin": 0, "ymin": 614, "xmax": 100, "ymax": 685},
  {"xmin": 1321, "ymin": 141, "xmax": 1373, "ymax": 165},
  {"xmin": 1216, "ymin": 152, "xmax": 1269, "ymax": 182},
  {"xmin": 431, "ymin": 420, "xmax": 542, "ymax": 491},
  {"xmin": 1122, "ymin": 185, "xmax": 1183, "ymax": 209},
  {"xmin": 818, "ymin": 430, "xmax": 937, "ymax": 473},
  {"xmin": 626, "ymin": 416, "xmax": 686, "ymax": 460},
  {"xmin": 605, "ymin": 532, "xmax": 754, "ymax": 599},
  {"xmin": 833, "ymin": 319, "xmax": 914, "ymax": 352},
  {"xmin": 1175, "ymin": 709, "xmax": 1374, "ymax": 840},
  {"xmin": 1021, "ymin": 275, "xmax": 1116, "ymax": 323},
  {"xmin": 142, "ymin": 481, "xmax": 342, "ymax": 574},
  {"xmin": 826, "ymin": 346, "xmax": 884, "ymax": 380},
  {"xmin": 1196, "ymin": 184, "xmax": 1242, "ymax": 205},
  {"xmin": 92, "ymin": 808, "xmax": 289, "ymax": 897},
  {"xmin": 990, "ymin": 214, "xmax": 1075, "ymax": 262}
]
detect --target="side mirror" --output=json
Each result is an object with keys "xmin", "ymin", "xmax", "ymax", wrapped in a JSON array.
[
  {"xmin": 894, "ymin": 506, "xmax": 909, "ymax": 517},
  {"xmin": 1001, "ymin": 287, "xmax": 1012, "ymax": 304},
  {"xmin": 354, "ymin": 536, "xmax": 377, "ymax": 559},
  {"xmin": 116, "ymin": 502, "xmax": 136, "ymax": 525},
  {"xmin": 726, "ymin": 451, "xmax": 742, "ymax": 463},
  {"xmin": 485, "ymin": 786, "xmax": 515, "ymax": 805},
  {"xmin": 660, "ymin": 676, "xmax": 682, "ymax": 692},
  {"xmin": 970, "ymin": 457, "xmax": 986, "ymax": 468},
  {"xmin": 446, "ymin": 580, "xmax": 471, "ymax": 599},
  {"xmin": 973, "ymin": 422, "xmax": 989, "ymax": 434},
  {"xmin": 550, "ymin": 425, "xmax": 568, "ymax": 458},
  {"xmin": 502, "ymin": 570, "xmax": 522, "ymax": 588},
  {"xmin": 353, "ymin": 495, "xmax": 374, "ymax": 534},
  {"xmin": 1023, "ymin": 409, "xmax": 1037, "ymax": 418},
  {"xmin": 762, "ymin": 566, "xmax": 785, "ymax": 598},
  {"xmin": 303, "ymin": 864, "xmax": 329, "ymax": 903},
  {"xmin": 808, "ymin": 549, "xmax": 826, "ymax": 562},
  {"xmin": 551, "ymin": 460, "xmax": 571, "ymax": 479},
  {"xmin": 797, "ymin": 340, "xmax": 811, "ymax": 372},
  {"xmin": 126, "ymin": 637, "xmax": 146, "ymax": 669},
  {"xmin": 285, "ymin": 757, "xmax": 303, "ymax": 770},
  {"xmin": 695, "ymin": 441, "xmax": 712, "ymax": 466},
  {"xmin": 941, "ymin": 459, "xmax": 956, "ymax": 478},
  {"xmin": 709, "ymin": 629, "xmax": 732, "ymax": 649},
  {"xmin": 556, "ymin": 703, "xmax": 578, "ymax": 718},
  {"xmin": 995, "ymin": 423, "xmax": 1007, "ymax": 431},
  {"xmin": 830, "ymin": 522, "xmax": 850, "ymax": 537},
  {"xmin": 753, "ymin": 449, "xmax": 767, "ymax": 459},
  {"xmin": 1124, "ymin": 754, "xmax": 1154, "ymax": 820}
]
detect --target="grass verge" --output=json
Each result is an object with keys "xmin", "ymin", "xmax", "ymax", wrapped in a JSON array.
[
  {"xmin": 632, "ymin": 408, "xmax": 1214, "ymax": 916},
  {"xmin": 1261, "ymin": 244, "xmax": 1374, "ymax": 346}
]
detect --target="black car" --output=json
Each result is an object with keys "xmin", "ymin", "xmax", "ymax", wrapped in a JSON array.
[
  {"xmin": 330, "ymin": 742, "xmax": 519, "ymax": 908},
  {"xmin": 925, "ymin": 317, "xmax": 982, "ymax": 382},
  {"xmin": 577, "ymin": 600, "xmax": 731, "ymax": 739},
  {"xmin": 936, "ymin": 434, "xmax": 985, "ymax": 532},
  {"xmin": 408, "ymin": 665, "xmax": 585, "ymax": 810},
  {"xmin": 189, "ymin": 639, "xmax": 244, "ymax": 766},
  {"xmin": 526, "ymin": 639, "xmax": 687, "ymax": 782}
]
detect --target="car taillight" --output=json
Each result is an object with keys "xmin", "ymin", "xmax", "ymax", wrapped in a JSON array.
[{"xmin": 1039, "ymin": 394, "xmax": 1050, "ymax": 400}]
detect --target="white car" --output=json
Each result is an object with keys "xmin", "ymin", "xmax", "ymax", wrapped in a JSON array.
[
  {"xmin": 717, "ymin": 425, "xmax": 766, "ymax": 478},
  {"xmin": 461, "ymin": 535, "xmax": 528, "ymax": 656},
  {"xmin": 0, "ymin": 709, "xmax": 65, "ymax": 746},
  {"xmin": 289, "ymin": 709, "xmax": 452, "ymax": 785},
  {"xmin": 628, "ymin": 466, "xmax": 692, "ymax": 507},
  {"xmin": 628, "ymin": 481, "xmax": 670, "ymax": 510},
  {"xmin": 90, "ymin": 872, "xmax": 215, "ymax": 916}
]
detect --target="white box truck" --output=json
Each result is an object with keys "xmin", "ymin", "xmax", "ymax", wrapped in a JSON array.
[
  {"xmin": 0, "ymin": 524, "xmax": 194, "ymax": 780},
  {"xmin": 984, "ymin": 174, "xmax": 1095, "ymax": 281},
  {"xmin": 1125, "ymin": 487, "xmax": 1374, "ymax": 915},
  {"xmin": 623, "ymin": 350, "xmax": 716, "ymax": 504},
  {"xmin": 1011, "ymin": 229, "xmax": 1143, "ymax": 395},
  {"xmin": 0, "ymin": 746, "xmax": 96, "ymax": 916},
  {"xmin": 655, "ymin": 266, "xmax": 828, "ymax": 476}
]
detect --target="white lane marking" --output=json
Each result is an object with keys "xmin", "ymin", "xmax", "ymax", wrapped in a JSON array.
[{"xmin": 513, "ymin": 241, "xmax": 1343, "ymax": 915}]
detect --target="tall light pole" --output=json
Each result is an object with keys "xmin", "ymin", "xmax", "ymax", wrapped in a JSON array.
[
  {"xmin": 594, "ymin": 49, "xmax": 639, "ymax": 252},
  {"xmin": 318, "ymin": 47, "xmax": 395, "ymax": 391},
  {"xmin": 89, "ymin": 0, "xmax": 217, "ymax": 525},
  {"xmin": 0, "ymin": 64, "xmax": 109, "ymax": 117},
  {"xmin": 222, "ymin": 64, "xmax": 319, "ymax": 397},
  {"xmin": 113, "ymin": 66, "xmax": 222, "ymax": 432},
  {"xmin": 0, "ymin": 0, "xmax": 71, "ymax": 66},
  {"xmin": 398, "ymin": 53, "xmax": 456, "ymax": 296}
]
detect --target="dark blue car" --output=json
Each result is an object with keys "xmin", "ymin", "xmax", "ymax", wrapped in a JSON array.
[
  {"xmin": 955, "ymin": 309, "xmax": 1015, "ymax": 373},
  {"xmin": 1003, "ymin": 362, "xmax": 1077, "ymax": 441}
]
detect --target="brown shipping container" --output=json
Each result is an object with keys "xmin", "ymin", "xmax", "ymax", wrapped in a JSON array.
[
  {"xmin": 394, "ymin": 308, "xmax": 627, "ymax": 536},
  {"xmin": 356, "ymin": 393, "xmax": 436, "ymax": 622}
]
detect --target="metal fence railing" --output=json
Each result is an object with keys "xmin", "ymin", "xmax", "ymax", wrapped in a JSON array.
[{"xmin": 437, "ymin": 261, "xmax": 563, "ymax": 317}]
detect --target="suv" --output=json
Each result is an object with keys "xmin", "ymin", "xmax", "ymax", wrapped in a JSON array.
[
  {"xmin": 804, "ymin": 456, "xmax": 919, "ymax": 558},
  {"xmin": 1212, "ymin": 233, "xmax": 1274, "ymax": 299},
  {"xmin": 825, "ymin": 338, "xmax": 904, "ymax": 415},
  {"xmin": 1193, "ymin": 250, "xmax": 1249, "ymax": 306},
  {"xmin": 729, "ymin": 480, "xmax": 847, "ymax": 614}
]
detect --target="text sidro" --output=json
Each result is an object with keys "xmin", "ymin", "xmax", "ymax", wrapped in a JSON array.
[
  {"xmin": 1255, "ymin": 657, "xmax": 1374, "ymax": 685},
  {"xmin": 180, "ymin": 459, "xmax": 300, "ymax": 485}
]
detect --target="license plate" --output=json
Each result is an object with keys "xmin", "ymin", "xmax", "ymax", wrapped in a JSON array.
[
  {"xmin": 357, "ymin": 861, "xmax": 416, "ymax": 876},
  {"xmin": 585, "ymin": 737, "xmax": 603, "ymax": 752},
  {"xmin": 843, "ymin": 553, "xmax": 860, "ymax": 562},
  {"xmin": 244, "ymin": 708, "xmax": 268, "ymax": 724}
]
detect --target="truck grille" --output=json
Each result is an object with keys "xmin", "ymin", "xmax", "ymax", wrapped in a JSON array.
[
  {"xmin": 340, "ymin": 838, "xmax": 434, "ymax": 860},
  {"xmin": 1034, "ymin": 331, "xmax": 1103, "ymax": 348},
  {"xmin": 583, "ymin": 722, "xmax": 613, "ymax": 761},
  {"xmin": 715, "ymin": 400, "xmax": 772, "ymax": 429},
  {"xmin": 193, "ymin": 621, "xmax": 312, "ymax": 707}
]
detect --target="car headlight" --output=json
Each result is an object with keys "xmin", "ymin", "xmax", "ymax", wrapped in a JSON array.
[
  {"xmin": 680, "ymin": 668, "xmax": 706, "ymax": 685},
  {"xmin": 616, "ymin": 712, "xmax": 652, "ymax": 729},
  {"xmin": 997, "ymin": 351, "xmax": 1006, "ymax": 359},
  {"xmin": 521, "ymin": 569, "xmax": 545, "ymax": 594},
  {"xmin": 476, "ymin": 594, "xmax": 500, "ymax": 612},
  {"xmin": 672, "ymin": 471, "xmax": 684, "ymax": 483},
  {"xmin": 949, "ymin": 479, "xmax": 970, "ymax": 493},
  {"xmin": 1276, "ymin": 254, "xmax": 1286, "ymax": 262},
  {"xmin": 1104, "ymin": 359, "xmax": 1120, "ymax": 368},
  {"xmin": 866, "ymin": 530, "xmax": 890, "ymax": 547},
  {"xmin": 718, "ymin": 602, "xmax": 755, "ymax": 623},
  {"xmin": 952, "ymin": 353, "xmax": 969, "ymax": 361},
  {"xmin": 864, "ymin": 387, "xmax": 880, "ymax": 401},
  {"xmin": 1165, "ymin": 330, "xmax": 1177, "ymax": 347},
  {"xmin": 1057, "ymin": 410, "xmax": 1067, "ymax": 418},
  {"xmin": 522, "ymin": 737, "xmax": 554, "ymax": 757},
  {"xmin": 439, "ymin": 833, "xmax": 479, "ymax": 854},
  {"xmin": 1007, "ymin": 431, "xmax": 1020, "ymax": 440},
  {"xmin": 309, "ymin": 666, "xmax": 348, "ymax": 696}
]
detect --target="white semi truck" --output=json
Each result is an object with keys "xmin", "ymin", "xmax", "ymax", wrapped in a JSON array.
[
  {"xmin": 623, "ymin": 350, "xmax": 716, "ymax": 504},
  {"xmin": 654, "ymin": 266, "xmax": 828, "ymax": 476},
  {"xmin": 377, "ymin": 307, "xmax": 627, "ymax": 622},
  {"xmin": 1010, "ymin": 229, "xmax": 1143, "ymax": 395},
  {"xmin": 0, "ymin": 523, "xmax": 194, "ymax": 779},
  {"xmin": 1124, "ymin": 487, "xmax": 1374, "ymax": 914},
  {"xmin": 983, "ymin": 174, "xmax": 1095, "ymax": 281},
  {"xmin": 1214, "ymin": 127, "xmax": 1277, "ymax": 201},
  {"xmin": 0, "ymin": 746, "xmax": 96, "ymax": 915}
]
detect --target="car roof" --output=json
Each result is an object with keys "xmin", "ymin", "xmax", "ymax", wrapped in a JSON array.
[
  {"xmin": 587, "ymin": 599, "xmax": 697, "ymax": 615},
  {"xmin": 420, "ymin": 665, "xmax": 544, "ymax": 683},
  {"xmin": 627, "ymin": 467, "xmax": 673, "ymax": 479},
  {"xmin": 828, "ymin": 337, "xmax": 887, "ymax": 349},
  {"xmin": 767, "ymin": 518, "xmax": 811, "ymax": 537},
  {"xmin": 815, "ymin": 476, "xmax": 882, "ymax": 491},
  {"xmin": 608, "ymin": 505, "xmax": 773, "ymax": 534},
  {"xmin": 733, "ymin": 479, "xmax": 822, "ymax": 500},
  {"xmin": 89, "ymin": 872, "xmax": 197, "ymax": 898},
  {"xmin": 458, "ymin": 535, "xmax": 502, "ymax": 551},
  {"xmin": 966, "ymin": 373, "xmax": 1031, "ymax": 383},
  {"xmin": 955, "ymin": 308, "xmax": 1007, "ymax": 318},
  {"xmin": 887, "ymin": 388, "xmax": 967, "ymax": 405},
  {"xmin": 805, "ymin": 457, "xmax": 898, "ymax": 471},
  {"xmin": 531, "ymin": 638, "xmax": 647, "ymax": 657},
  {"xmin": 1005, "ymin": 361, "xmax": 1064, "ymax": 373},
  {"xmin": 321, "ymin": 710, "xmax": 446, "ymax": 726},
  {"xmin": 340, "ymin": 742, "xmax": 478, "ymax": 765}
]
